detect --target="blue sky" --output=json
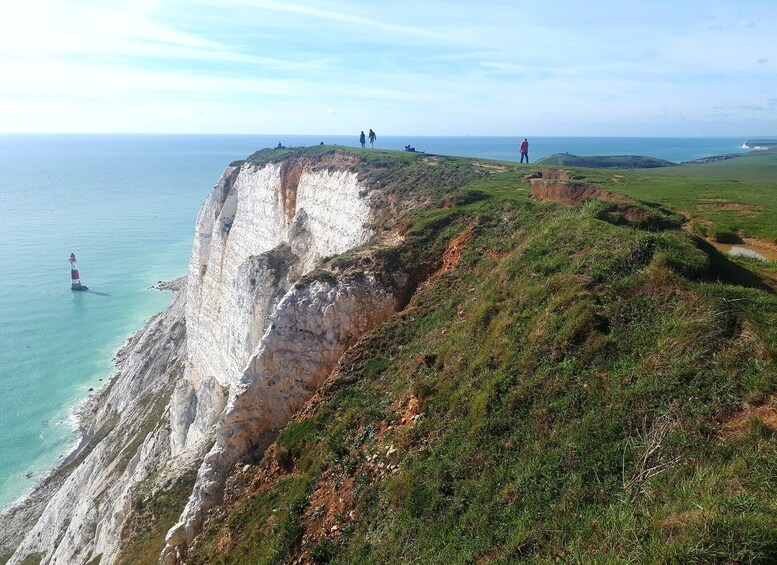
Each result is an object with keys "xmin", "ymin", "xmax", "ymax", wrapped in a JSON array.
[{"xmin": 0, "ymin": 0, "xmax": 775, "ymax": 135}]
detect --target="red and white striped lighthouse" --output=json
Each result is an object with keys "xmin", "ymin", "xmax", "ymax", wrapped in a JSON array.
[{"xmin": 69, "ymin": 252, "xmax": 88, "ymax": 291}]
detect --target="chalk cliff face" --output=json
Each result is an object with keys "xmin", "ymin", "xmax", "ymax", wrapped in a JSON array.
[
  {"xmin": 172, "ymin": 156, "xmax": 372, "ymax": 456},
  {"xmin": 163, "ymin": 153, "xmax": 396, "ymax": 560},
  {"xmin": 1, "ymin": 150, "xmax": 409, "ymax": 565}
]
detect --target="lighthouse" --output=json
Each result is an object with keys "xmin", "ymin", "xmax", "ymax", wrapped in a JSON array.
[{"xmin": 69, "ymin": 253, "xmax": 88, "ymax": 291}]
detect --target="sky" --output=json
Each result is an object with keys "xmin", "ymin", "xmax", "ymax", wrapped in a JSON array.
[{"xmin": 0, "ymin": 0, "xmax": 775, "ymax": 136}]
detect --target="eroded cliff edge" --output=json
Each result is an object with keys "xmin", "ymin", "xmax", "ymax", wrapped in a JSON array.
[{"xmin": 0, "ymin": 148, "xmax": 487, "ymax": 564}]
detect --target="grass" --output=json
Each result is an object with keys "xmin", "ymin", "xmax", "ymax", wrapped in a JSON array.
[
  {"xmin": 187, "ymin": 474, "xmax": 317, "ymax": 564},
  {"xmin": 182, "ymin": 148, "xmax": 777, "ymax": 563},
  {"xmin": 115, "ymin": 471, "xmax": 197, "ymax": 565},
  {"xmin": 525, "ymin": 153, "xmax": 777, "ymax": 241},
  {"xmin": 536, "ymin": 153, "xmax": 677, "ymax": 168},
  {"xmin": 652, "ymin": 151, "xmax": 777, "ymax": 183}
]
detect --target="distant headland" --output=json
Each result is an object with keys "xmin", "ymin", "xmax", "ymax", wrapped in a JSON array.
[
  {"xmin": 535, "ymin": 153, "xmax": 677, "ymax": 169},
  {"xmin": 744, "ymin": 139, "xmax": 777, "ymax": 150}
]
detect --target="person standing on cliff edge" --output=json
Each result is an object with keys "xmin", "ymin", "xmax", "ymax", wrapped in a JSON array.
[
  {"xmin": 519, "ymin": 138, "xmax": 529, "ymax": 163},
  {"xmin": 359, "ymin": 131, "xmax": 366, "ymax": 148},
  {"xmin": 368, "ymin": 129, "xmax": 376, "ymax": 148}
]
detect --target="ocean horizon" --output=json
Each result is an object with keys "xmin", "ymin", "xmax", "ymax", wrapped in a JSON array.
[{"xmin": 0, "ymin": 133, "xmax": 758, "ymax": 510}]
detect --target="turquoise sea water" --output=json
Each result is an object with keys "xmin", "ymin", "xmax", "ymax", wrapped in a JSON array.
[{"xmin": 0, "ymin": 134, "xmax": 753, "ymax": 510}]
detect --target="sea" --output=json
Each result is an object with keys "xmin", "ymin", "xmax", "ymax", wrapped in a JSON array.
[{"xmin": 0, "ymin": 134, "xmax": 752, "ymax": 510}]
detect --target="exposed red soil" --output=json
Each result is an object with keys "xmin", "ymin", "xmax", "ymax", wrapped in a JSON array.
[
  {"xmin": 602, "ymin": 203, "xmax": 651, "ymax": 224},
  {"xmin": 541, "ymin": 169, "xmax": 571, "ymax": 180},
  {"xmin": 301, "ymin": 474, "xmax": 356, "ymax": 543},
  {"xmin": 530, "ymin": 170, "xmax": 631, "ymax": 206},
  {"xmin": 439, "ymin": 225, "xmax": 475, "ymax": 274},
  {"xmin": 279, "ymin": 160, "xmax": 303, "ymax": 222}
]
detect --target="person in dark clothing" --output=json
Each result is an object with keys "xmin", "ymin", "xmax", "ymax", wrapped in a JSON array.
[
  {"xmin": 359, "ymin": 131, "xmax": 366, "ymax": 148},
  {"xmin": 519, "ymin": 138, "xmax": 529, "ymax": 163},
  {"xmin": 368, "ymin": 129, "xmax": 376, "ymax": 148}
]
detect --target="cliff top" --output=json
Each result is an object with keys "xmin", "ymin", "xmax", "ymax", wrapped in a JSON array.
[{"xmin": 175, "ymin": 148, "xmax": 777, "ymax": 564}]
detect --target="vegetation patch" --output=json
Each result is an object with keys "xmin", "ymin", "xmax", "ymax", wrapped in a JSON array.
[{"xmin": 116, "ymin": 470, "xmax": 197, "ymax": 565}]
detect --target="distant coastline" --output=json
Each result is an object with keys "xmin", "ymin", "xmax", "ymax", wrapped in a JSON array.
[{"xmin": 744, "ymin": 139, "xmax": 777, "ymax": 150}]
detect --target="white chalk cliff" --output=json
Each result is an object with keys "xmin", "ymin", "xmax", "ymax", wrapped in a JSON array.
[{"xmin": 1, "ymin": 151, "xmax": 408, "ymax": 564}]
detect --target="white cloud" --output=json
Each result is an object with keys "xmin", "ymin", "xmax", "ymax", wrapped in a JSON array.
[
  {"xmin": 194, "ymin": 0, "xmax": 456, "ymax": 42},
  {"xmin": 0, "ymin": 0, "xmax": 323, "ymax": 71}
]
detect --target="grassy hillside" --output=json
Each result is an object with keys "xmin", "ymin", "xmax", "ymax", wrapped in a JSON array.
[
  {"xmin": 650, "ymin": 151, "xmax": 777, "ymax": 183},
  {"xmin": 182, "ymin": 149, "xmax": 777, "ymax": 564},
  {"xmin": 535, "ymin": 153, "xmax": 676, "ymax": 169},
  {"xmin": 537, "ymin": 154, "xmax": 777, "ymax": 242}
]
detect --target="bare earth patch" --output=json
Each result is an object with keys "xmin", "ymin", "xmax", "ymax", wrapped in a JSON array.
[
  {"xmin": 439, "ymin": 224, "xmax": 475, "ymax": 274},
  {"xmin": 300, "ymin": 474, "xmax": 355, "ymax": 544},
  {"xmin": 743, "ymin": 237, "xmax": 777, "ymax": 254},
  {"xmin": 719, "ymin": 398, "xmax": 777, "ymax": 440},
  {"xmin": 696, "ymin": 200, "xmax": 763, "ymax": 217},
  {"xmin": 603, "ymin": 203, "xmax": 651, "ymax": 224},
  {"xmin": 541, "ymin": 169, "xmax": 571, "ymax": 181},
  {"xmin": 531, "ymin": 179, "xmax": 631, "ymax": 205},
  {"xmin": 473, "ymin": 162, "xmax": 507, "ymax": 172},
  {"xmin": 658, "ymin": 509, "xmax": 711, "ymax": 531}
]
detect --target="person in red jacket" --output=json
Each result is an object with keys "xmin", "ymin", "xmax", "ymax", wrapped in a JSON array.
[{"xmin": 519, "ymin": 138, "xmax": 529, "ymax": 163}]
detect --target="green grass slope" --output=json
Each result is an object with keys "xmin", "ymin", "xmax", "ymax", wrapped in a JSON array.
[
  {"xmin": 534, "ymin": 153, "xmax": 777, "ymax": 242},
  {"xmin": 651, "ymin": 151, "xmax": 777, "ymax": 183},
  {"xmin": 183, "ymin": 149, "xmax": 777, "ymax": 564},
  {"xmin": 535, "ymin": 153, "xmax": 677, "ymax": 169}
]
